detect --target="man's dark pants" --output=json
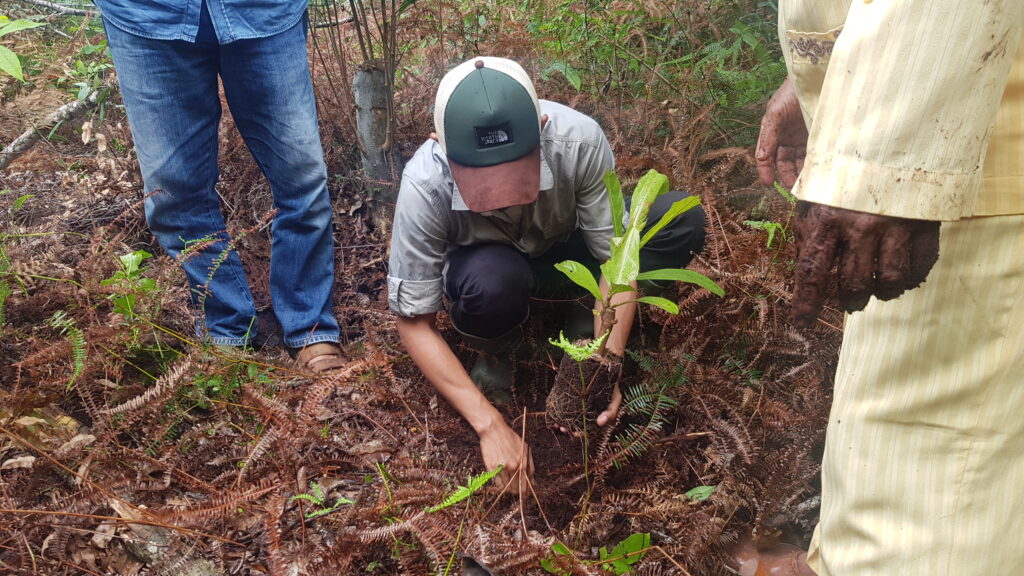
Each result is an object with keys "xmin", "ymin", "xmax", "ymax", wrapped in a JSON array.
[{"xmin": 445, "ymin": 191, "xmax": 706, "ymax": 339}]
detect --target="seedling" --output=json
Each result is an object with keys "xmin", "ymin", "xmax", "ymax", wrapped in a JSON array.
[
  {"xmin": 290, "ymin": 481, "xmax": 355, "ymax": 520},
  {"xmin": 425, "ymin": 465, "xmax": 502, "ymax": 513},
  {"xmin": 547, "ymin": 169, "xmax": 723, "ymax": 433},
  {"xmin": 100, "ymin": 250, "xmax": 156, "ymax": 318},
  {"xmin": 553, "ymin": 168, "xmax": 724, "ymax": 357},
  {"xmin": 541, "ymin": 533, "xmax": 651, "ymax": 575}
]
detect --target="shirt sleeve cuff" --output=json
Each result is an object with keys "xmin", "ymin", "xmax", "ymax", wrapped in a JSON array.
[
  {"xmin": 795, "ymin": 154, "xmax": 981, "ymax": 221},
  {"xmin": 387, "ymin": 276, "xmax": 444, "ymax": 317}
]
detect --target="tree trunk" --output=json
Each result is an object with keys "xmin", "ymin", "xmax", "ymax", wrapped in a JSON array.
[{"xmin": 352, "ymin": 62, "xmax": 402, "ymax": 232}]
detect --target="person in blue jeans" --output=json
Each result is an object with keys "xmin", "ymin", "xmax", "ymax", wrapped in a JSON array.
[{"xmin": 97, "ymin": 0, "xmax": 344, "ymax": 372}]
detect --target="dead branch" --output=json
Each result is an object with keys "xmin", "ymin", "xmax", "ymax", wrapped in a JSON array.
[
  {"xmin": 0, "ymin": 83, "xmax": 115, "ymax": 171},
  {"xmin": 17, "ymin": 0, "xmax": 96, "ymax": 16}
]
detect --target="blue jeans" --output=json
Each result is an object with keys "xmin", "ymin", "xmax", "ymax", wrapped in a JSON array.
[{"xmin": 103, "ymin": 13, "xmax": 339, "ymax": 348}]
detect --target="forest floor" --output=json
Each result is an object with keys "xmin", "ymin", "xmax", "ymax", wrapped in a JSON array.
[{"xmin": 0, "ymin": 4, "xmax": 844, "ymax": 576}]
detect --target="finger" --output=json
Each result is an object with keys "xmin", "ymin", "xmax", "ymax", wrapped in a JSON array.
[
  {"xmin": 596, "ymin": 384, "xmax": 623, "ymax": 427},
  {"xmin": 756, "ymin": 118, "xmax": 780, "ymax": 186},
  {"xmin": 909, "ymin": 221, "xmax": 941, "ymax": 286},
  {"xmin": 776, "ymin": 146, "xmax": 800, "ymax": 189},
  {"xmin": 791, "ymin": 203, "xmax": 839, "ymax": 326},
  {"xmin": 875, "ymin": 224, "xmax": 912, "ymax": 301},
  {"xmin": 495, "ymin": 469, "xmax": 514, "ymax": 495},
  {"xmin": 837, "ymin": 216, "xmax": 879, "ymax": 313}
]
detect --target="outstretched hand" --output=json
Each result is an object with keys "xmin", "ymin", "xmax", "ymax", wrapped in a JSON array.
[
  {"xmin": 756, "ymin": 78, "xmax": 808, "ymax": 189},
  {"xmin": 478, "ymin": 419, "xmax": 535, "ymax": 496},
  {"xmin": 792, "ymin": 201, "xmax": 940, "ymax": 326}
]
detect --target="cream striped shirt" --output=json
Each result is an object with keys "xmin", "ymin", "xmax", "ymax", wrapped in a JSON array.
[{"xmin": 780, "ymin": 0, "xmax": 1024, "ymax": 219}]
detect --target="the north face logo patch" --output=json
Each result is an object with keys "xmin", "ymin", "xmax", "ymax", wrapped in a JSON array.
[{"xmin": 475, "ymin": 122, "xmax": 513, "ymax": 149}]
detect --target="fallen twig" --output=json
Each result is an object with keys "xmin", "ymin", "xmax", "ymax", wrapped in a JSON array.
[
  {"xmin": 18, "ymin": 0, "xmax": 96, "ymax": 16},
  {"xmin": 0, "ymin": 83, "xmax": 115, "ymax": 171}
]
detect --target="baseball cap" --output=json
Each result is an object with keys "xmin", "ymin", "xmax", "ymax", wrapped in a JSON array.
[{"xmin": 434, "ymin": 57, "xmax": 542, "ymax": 213}]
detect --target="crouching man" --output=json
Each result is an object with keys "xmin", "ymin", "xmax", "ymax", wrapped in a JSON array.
[{"xmin": 387, "ymin": 57, "xmax": 705, "ymax": 494}]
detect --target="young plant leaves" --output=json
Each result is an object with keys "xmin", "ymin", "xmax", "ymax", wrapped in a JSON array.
[
  {"xmin": 640, "ymin": 195, "xmax": 701, "ymax": 247},
  {"xmin": 635, "ymin": 268, "xmax": 724, "ymax": 297},
  {"xmin": 425, "ymin": 465, "xmax": 502, "ymax": 513},
  {"xmin": 627, "ymin": 169, "xmax": 670, "ymax": 236},
  {"xmin": 555, "ymin": 260, "xmax": 602, "ymax": 301},
  {"xmin": 550, "ymin": 330, "xmax": 608, "ymax": 362},
  {"xmin": 600, "ymin": 228, "xmax": 640, "ymax": 287},
  {"xmin": 684, "ymin": 485, "xmax": 716, "ymax": 501},
  {"xmin": 604, "ymin": 169, "xmax": 624, "ymax": 238},
  {"xmin": 599, "ymin": 532, "xmax": 650, "ymax": 574},
  {"xmin": 629, "ymin": 296, "xmax": 679, "ymax": 315}
]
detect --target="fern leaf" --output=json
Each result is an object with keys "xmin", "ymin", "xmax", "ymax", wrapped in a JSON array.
[{"xmin": 425, "ymin": 466, "xmax": 502, "ymax": 513}]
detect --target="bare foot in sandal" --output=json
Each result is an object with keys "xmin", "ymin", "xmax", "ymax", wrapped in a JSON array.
[{"xmin": 294, "ymin": 342, "xmax": 346, "ymax": 374}]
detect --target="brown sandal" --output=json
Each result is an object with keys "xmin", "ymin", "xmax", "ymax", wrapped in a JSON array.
[{"xmin": 294, "ymin": 342, "xmax": 346, "ymax": 374}]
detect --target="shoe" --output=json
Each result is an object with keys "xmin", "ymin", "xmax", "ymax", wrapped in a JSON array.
[
  {"xmin": 729, "ymin": 534, "xmax": 816, "ymax": 576},
  {"xmin": 293, "ymin": 342, "xmax": 346, "ymax": 374},
  {"xmin": 454, "ymin": 325, "xmax": 522, "ymax": 404}
]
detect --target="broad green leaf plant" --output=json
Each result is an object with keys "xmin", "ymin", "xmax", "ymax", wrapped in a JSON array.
[
  {"xmin": 0, "ymin": 17, "xmax": 45, "ymax": 82},
  {"xmin": 553, "ymin": 169, "xmax": 724, "ymax": 358}
]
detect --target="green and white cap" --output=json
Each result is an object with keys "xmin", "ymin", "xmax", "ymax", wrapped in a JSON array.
[{"xmin": 434, "ymin": 57, "xmax": 542, "ymax": 212}]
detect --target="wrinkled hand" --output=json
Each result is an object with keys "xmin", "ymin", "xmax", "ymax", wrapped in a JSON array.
[
  {"xmin": 756, "ymin": 78, "xmax": 808, "ymax": 189},
  {"xmin": 478, "ymin": 419, "xmax": 534, "ymax": 496},
  {"xmin": 792, "ymin": 201, "xmax": 940, "ymax": 326}
]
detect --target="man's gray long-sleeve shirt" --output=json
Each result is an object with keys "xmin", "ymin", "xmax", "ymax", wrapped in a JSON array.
[{"xmin": 388, "ymin": 100, "xmax": 615, "ymax": 318}]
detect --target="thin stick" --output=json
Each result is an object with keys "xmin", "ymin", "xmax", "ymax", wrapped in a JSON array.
[
  {"xmin": 0, "ymin": 509, "xmax": 239, "ymax": 545},
  {"xmin": 19, "ymin": 0, "xmax": 95, "ymax": 16}
]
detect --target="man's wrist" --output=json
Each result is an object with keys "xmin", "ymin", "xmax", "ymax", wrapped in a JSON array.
[{"xmin": 469, "ymin": 405, "xmax": 504, "ymax": 437}]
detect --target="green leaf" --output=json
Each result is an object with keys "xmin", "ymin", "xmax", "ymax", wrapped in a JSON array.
[
  {"xmin": 119, "ymin": 250, "xmax": 152, "ymax": 276},
  {"xmin": 554, "ymin": 260, "xmax": 602, "ymax": 300},
  {"xmin": 630, "ymin": 296, "xmax": 679, "ymax": 315},
  {"xmin": 636, "ymin": 268, "xmax": 725, "ymax": 297},
  {"xmin": 0, "ymin": 45, "xmax": 24, "ymax": 82},
  {"xmin": 604, "ymin": 169, "xmax": 624, "ymax": 238},
  {"xmin": 10, "ymin": 194, "xmax": 32, "ymax": 213},
  {"xmin": 562, "ymin": 65, "xmax": 581, "ymax": 91},
  {"xmin": 549, "ymin": 330, "xmax": 608, "ymax": 362},
  {"xmin": 774, "ymin": 181, "xmax": 797, "ymax": 205},
  {"xmin": 0, "ymin": 19, "xmax": 45, "ymax": 39},
  {"xmin": 684, "ymin": 485, "xmax": 716, "ymax": 501},
  {"xmin": 601, "ymin": 533, "xmax": 650, "ymax": 574},
  {"xmin": 744, "ymin": 220, "xmax": 786, "ymax": 248},
  {"xmin": 289, "ymin": 493, "xmax": 324, "ymax": 505},
  {"xmin": 425, "ymin": 465, "xmax": 502, "ymax": 513},
  {"xmin": 608, "ymin": 282, "xmax": 635, "ymax": 296},
  {"xmin": 640, "ymin": 195, "xmax": 701, "ymax": 247},
  {"xmin": 626, "ymin": 170, "xmax": 670, "ymax": 239},
  {"xmin": 600, "ymin": 228, "xmax": 640, "ymax": 287},
  {"xmin": 541, "ymin": 542, "xmax": 574, "ymax": 575},
  {"xmin": 398, "ymin": 0, "xmax": 420, "ymax": 12}
]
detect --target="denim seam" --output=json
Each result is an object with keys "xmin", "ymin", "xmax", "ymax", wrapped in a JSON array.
[
  {"xmin": 285, "ymin": 333, "xmax": 339, "ymax": 349},
  {"xmin": 209, "ymin": 335, "xmax": 250, "ymax": 346}
]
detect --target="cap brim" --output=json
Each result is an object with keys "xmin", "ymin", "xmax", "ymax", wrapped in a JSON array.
[{"xmin": 449, "ymin": 146, "xmax": 541, "ymax": 212}]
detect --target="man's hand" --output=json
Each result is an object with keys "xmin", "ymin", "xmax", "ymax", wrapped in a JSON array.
[
  {"xmin": 596, "ymin": 383, "xmax": 622, "ymax": 427},
  {"xmin": 478, "ymin": 419, "xmax": 535, "ymax": 496},
  {"xmin": 792, "ymin": 201, "xmax": 940, "ymax": 326},
  {"xmin": 756, "ymin": 78, "xmax": 808, "ymax": 189}
]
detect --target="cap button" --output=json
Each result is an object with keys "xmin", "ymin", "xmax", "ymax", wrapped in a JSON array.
[{"xmin": 475, "ymin": 60, "xmax": 485, "ymax": 69}]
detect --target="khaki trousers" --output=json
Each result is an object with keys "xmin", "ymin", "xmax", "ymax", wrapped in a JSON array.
[{"xmin": 807, "ymin": 214, "xmax": 1024, "ymax": 575}]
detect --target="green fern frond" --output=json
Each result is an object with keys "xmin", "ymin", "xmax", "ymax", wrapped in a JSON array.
[
  {"xmin": 0, "ymin": 277, "xmax": 10, "ymax": 327},
  {"xmin": 425, "ymin": 465, "xmax": 502, "ymax": 513},
  {"xmin": 48, "ymin": 311, "xmax": 86, "ymax": 390}
]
